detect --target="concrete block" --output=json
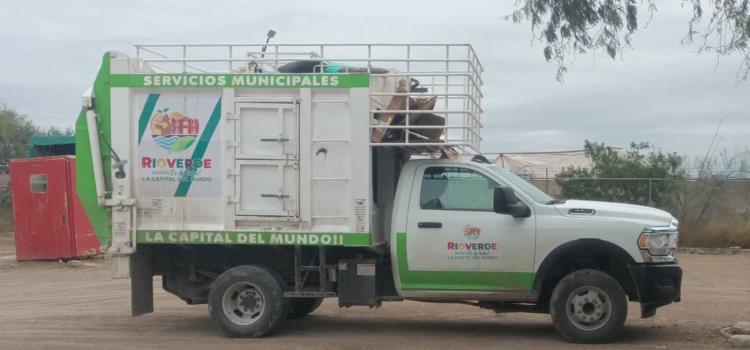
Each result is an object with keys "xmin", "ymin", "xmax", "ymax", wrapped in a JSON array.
[
  {"xmin": 729, "ymin": 335, "xmax": 750, "ymax": 348},
  {"xmin": 734, "ymin": 322, "xmax": 750, "ymax": 335}
]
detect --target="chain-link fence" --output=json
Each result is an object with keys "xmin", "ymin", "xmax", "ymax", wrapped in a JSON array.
[
  {"xmin": 529, "ymin": 177, "xmax": 750, "ymax": 248},
  {"xmin": 1, "ymin": 168, "xmax": 748, "ymax": 246}
]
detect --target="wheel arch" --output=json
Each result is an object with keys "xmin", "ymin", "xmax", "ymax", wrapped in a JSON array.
[{"xmin": 532, "ymin": 239, "xmax": 638, "ymax": 303}]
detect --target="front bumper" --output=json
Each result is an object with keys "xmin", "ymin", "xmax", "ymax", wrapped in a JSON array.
[{"xmin": 628, "ymin": 263, "xmax": 682, "ymax": 318}]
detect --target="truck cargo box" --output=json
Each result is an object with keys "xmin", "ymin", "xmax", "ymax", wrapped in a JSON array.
[{"xmin": 74, "ymin": 44, "xmax": 483, "ymax": 264}]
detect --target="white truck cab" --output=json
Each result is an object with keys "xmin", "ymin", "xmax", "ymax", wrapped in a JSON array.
[
  {"xmin": 74, "ymin": 43, "xmax": 681, "ymax": 344},
  {"xmin": 389, "ymin": 158, "xmax": 681, "ymax": 341}
]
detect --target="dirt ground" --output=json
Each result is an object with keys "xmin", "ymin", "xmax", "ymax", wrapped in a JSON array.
[{"xmin": 0, "ymin": 236, "xmax": 748, "ymax": 350}]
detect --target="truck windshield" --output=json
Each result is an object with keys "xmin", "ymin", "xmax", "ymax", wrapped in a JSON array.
[{"xmin": 486, "ymin": 165, "xmax": 556, "ymax": 204}]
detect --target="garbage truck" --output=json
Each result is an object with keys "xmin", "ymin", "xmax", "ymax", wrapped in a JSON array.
[{"xmin": 74, "ymin": 43, "xmax": 681, "ymax": 343}]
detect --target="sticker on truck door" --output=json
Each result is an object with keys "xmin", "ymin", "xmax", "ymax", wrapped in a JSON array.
[
  {"xmin": 136, "ymin": 92, "xmax": 222, "ymax": 197},
  {"xmin": 446, "ymin": 225, "xmax": 499, "ymax": 261}
]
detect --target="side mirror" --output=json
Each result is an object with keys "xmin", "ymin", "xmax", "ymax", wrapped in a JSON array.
[{"xmin": 493, "ymin": 187, "xmax": 531, "ymax": 218}]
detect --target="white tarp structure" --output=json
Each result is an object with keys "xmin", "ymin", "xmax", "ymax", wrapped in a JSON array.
[{"xmin": 489, "ymin": 150, "xmax": 598, "ymax": 179}]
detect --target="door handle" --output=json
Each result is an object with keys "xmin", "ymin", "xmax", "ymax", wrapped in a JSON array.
[
  {"xmin": 260, "ymin": 138, "xmax": 290, "ymax": 142},
  {"xmin": 418, "ymin": 222, "xmax": 443, "ymax": 228},
  {"xmin": 261, "ymin": 194, "xmax": 290, "ymax": 199}
]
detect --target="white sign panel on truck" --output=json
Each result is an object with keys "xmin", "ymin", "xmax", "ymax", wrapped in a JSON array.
[{"xmin": 135, "ymin": 91, "xmax": 222, "ymax": 198}]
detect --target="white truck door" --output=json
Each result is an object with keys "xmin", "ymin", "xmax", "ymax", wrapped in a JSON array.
[
  {"xmin": 236, "ymin": 103, "xmax": 298, "ymax": 160},
  {"xmin": 235, "ymin": 160, "xmax": 298, "ymax": 216},
  {"xmin": 234, "ymin": 103, "xmax": 299, "ymax": 217},
  {"xmin": 400, "ymin": 164, "xmax": 536, "ymax": 292}
]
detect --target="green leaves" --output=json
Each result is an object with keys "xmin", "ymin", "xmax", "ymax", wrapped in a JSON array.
[
  {"xmin": 556, "ymin": 140, "xmax": 685, "ymax": 208},
  {"xmin": 511, "ymin": 0, "xmax": 645, "ymax": 81},
  {"xmin": 513, "ymin": 0, "xmax": 750, "ymax": 82},
  {"xmin": 170, "ymin": 136, "xmax": 196, "ymax": 152},
  {"xmin": 0, "ymin": 105, "xmax": 73, "ymax": 162},
  {"xmin": 0, "ymin": 105, "xmax": 36, "ymax": 161}
]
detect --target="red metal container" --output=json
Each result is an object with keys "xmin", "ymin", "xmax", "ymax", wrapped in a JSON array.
[{"xmin": 9, "ymin": 156, "xmax": 102, "ymax": 261}]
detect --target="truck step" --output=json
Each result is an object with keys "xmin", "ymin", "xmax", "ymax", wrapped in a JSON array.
[
  {"xmin": 298, "ymin": 266, "xmax": 322, "ymax": 272},
  {"xmin": 284, "ymin": 291, "xmax": 337, "ymax": 298}
]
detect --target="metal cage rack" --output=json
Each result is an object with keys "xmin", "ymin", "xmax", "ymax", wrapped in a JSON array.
[{"xmin": 133, "ymin": 43, "xmax": 484, "ymax": 154}]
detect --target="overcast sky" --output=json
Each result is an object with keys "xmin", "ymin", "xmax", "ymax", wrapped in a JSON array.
[{"xmin": 1, "ymin": 0, "xmax": 748, "ymax": 158}]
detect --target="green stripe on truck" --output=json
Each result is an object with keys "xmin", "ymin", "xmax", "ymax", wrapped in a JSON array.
[
  {"xmin": 75, "ymin": 52, "xmax": 113, "ymax": 246},
  {"xmin": 109, "ymin": 73, "xmax": 370, "ymax": 88},
  {"xmin": 174, "ymin": 98, "xmax": 221, "ymax": 197},
  {"xmin": 137, "ymin": 230, "xmax": 371, "ymax": 247},
  {"xmin": 396, "ymin": 232, "xmax": 535, "ymax": 292},
  {"xmin": 137, "ymin": 93, "xmax": 160, "ymax": 143}
]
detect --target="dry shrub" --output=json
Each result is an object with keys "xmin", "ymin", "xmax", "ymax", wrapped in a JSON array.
[
  {"xmin": 680, "ymin": 220, "xmax": 750, "ymax": 248},
  {"xmin": 0, "ymin": 206, "xmax": 13, "ymax": 235},
  {"xmin": 0, "ymin": 186, "xmax": 12, "ymax": 234}
]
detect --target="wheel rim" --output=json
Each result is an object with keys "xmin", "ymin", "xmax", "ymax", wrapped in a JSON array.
[
  {"xmin": 221, "ymin": 281, "xmax": 266, "ymax": 326},
  {"xmin": 565, "ymin": 285, "xmax": 613, "ymax": 331}
]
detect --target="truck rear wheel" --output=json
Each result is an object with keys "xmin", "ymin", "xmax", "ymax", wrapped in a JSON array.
[
  {"xmin": 287, "ymin": 298, "xmax": 323, "ymax": 319},
  {"xmin": 550, "ymin": 269, "xmax": 627, "ymax": 343},
  {"xmin": 208, "ymin": 265, "xmax": 286, "ymax": 338}
]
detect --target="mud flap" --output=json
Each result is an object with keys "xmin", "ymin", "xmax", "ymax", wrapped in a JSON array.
[{"xmin": 130, "ymin": 248, "xmax": 154, "ymax": 316}]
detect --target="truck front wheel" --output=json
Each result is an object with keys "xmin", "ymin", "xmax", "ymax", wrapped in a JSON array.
[
  {"xmin": 550, "ymin": 269, "xmax": 628, "ymax": 343},
  {"xmin": 208, "ymin": 265, "xmax": 286, "ymax": 338}
]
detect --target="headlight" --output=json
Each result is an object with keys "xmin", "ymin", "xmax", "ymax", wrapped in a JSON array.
[{"xmin": 638, "ymin": 221, "xmax": 678, "ymax": 263}]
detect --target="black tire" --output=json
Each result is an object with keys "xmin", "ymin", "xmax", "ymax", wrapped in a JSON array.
[
  {"xmin": 550, "ymin": 269, "xmax": 628, "ymax": 344},
  {"xmin": 208, "ymin": 265, "xmax": 286, "ymax": 338},
  {"xmin": 286, "ymin": 298, "xmax": 323, "ymax": 319}
]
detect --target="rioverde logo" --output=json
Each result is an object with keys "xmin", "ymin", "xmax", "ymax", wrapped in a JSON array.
[
  {"xmin": 136, "ymin": 91, "xmax": 221, "ymax": 198},
  {"xmin": 141, "ymin": 157, "xmax": 212, "ymax": 169},
  {"xmin": 463, "ymin": 225, "xmax": 481, "ymax": 240},
  {"xmin": 150, "ymin": 108, "xmax": 200, "ymax": 152},
  {"xmin": 447, "ymin": 225, "xmax": 497, "ymax": 252},
  {"xmin": 447, "ymin": 242, "xmax": 498, "ymax": 251}
]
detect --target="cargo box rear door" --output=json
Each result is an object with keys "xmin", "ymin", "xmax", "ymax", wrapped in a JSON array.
[
  {"xmin": 235, "ymin": 102, "xmax": 298, "ymax": 160},
  {"xmin": 234, "ymin": 159, "xmax": 298, "ymax": 216},
  {"xmin": 234, "ymin": 102, "xmax": 299, "ymax": 217}
]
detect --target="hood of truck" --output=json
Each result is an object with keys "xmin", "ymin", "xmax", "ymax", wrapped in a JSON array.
[{"xmin": 553, "ymin": 199, "xmax": 674, "ymax": 226}]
